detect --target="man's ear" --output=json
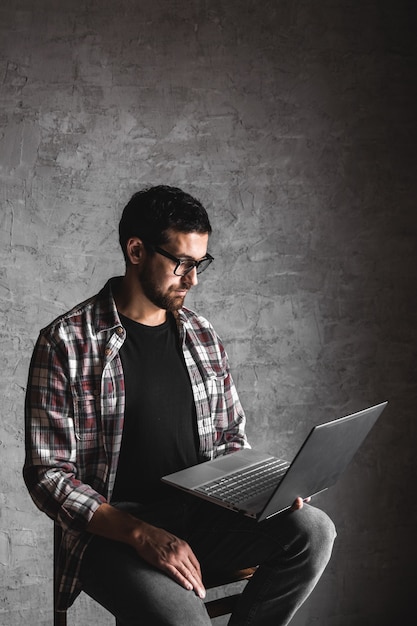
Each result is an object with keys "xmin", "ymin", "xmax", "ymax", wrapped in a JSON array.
[{"xmin": 126, "ymin": 237, "xmax": 144, "ymax": 265}]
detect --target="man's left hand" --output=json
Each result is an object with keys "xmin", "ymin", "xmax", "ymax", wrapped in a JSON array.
[{"xmin": 290, "ymin": 496, "xmax": 311, "ymax": 511}]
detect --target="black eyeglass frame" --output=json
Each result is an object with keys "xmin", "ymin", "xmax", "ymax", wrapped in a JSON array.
[{"xmin": 144, "ymin": 242, "xmax": 214, "ymax": 276}]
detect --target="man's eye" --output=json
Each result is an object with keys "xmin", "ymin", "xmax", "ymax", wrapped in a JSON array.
[{"xmin": 181, "ymin": 261, "xmax": 195, "ymax": 270}]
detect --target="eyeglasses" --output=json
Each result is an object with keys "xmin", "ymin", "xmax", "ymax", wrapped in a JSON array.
[{"xmin": 145, "ymin": 242, "xmax": 214, "ymax": 276}]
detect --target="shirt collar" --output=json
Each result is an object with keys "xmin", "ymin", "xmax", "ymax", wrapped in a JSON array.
[{"xmin": 93, "ymin": 277, "xmax": 124, "ymax": 334}]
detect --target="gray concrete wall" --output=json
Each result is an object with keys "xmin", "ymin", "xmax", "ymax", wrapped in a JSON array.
[{"xmin": 1, "ymin": 1, "xmax": 416, "ymax": 624}]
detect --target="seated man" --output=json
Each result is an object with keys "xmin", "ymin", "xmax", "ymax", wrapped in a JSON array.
[{"xmin": 24, "ymin": 185, "xmax": 336, "ymax": 625}]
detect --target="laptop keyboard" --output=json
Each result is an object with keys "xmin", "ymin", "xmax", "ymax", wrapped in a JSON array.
[{"xmin": 196, "ymin": 458, "xmax": 290, "ymax": 505}]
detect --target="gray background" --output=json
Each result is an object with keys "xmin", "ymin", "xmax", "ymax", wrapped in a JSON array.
[{"xmin": 1, "ymin": 1, "xmax": 416, "ymax": 625}]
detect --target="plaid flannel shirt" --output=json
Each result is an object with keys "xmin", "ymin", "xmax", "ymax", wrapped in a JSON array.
[{"xmin": 23, "ymin": 278, "xmax": 249, "ymax": 610}]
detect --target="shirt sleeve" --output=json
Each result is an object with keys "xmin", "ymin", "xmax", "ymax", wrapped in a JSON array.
[
  {"xmin": 23, "ymin": 333, "xmax": 106, "ymax": 533},
  {"xmin": 213, "ymin": 336, "xmax": 251, "ymax": 457}
]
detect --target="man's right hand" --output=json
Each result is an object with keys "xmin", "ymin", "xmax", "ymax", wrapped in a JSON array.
[
  {"xmin": 86, "ymin": 503, "xmax": 206, "ymax": 599},
  {"xmin": 131, "ymin": 519, "xmax": 206, "ymax": 599}
]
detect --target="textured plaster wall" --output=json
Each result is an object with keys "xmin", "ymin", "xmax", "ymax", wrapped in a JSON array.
[{"xmin": 1, "ymin": 1, "xmax": 416, "ymax": 625}]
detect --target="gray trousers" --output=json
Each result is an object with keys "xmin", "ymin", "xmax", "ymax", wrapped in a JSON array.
[{"xmin": 80, "ymin": 495, "xmax": 336, "ymax": 625}]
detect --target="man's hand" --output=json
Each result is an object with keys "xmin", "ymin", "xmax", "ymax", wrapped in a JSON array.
[
  {"xmin": 132, "ymin": 520, "xmax": 206, "ymax": 599},
  {"xmin": 290, "ymin": 496, "xmax": 311, "ymax": 511},
  {"xmin": 86, "ymin": 503, "xmax": 206, "ymax": 599}
]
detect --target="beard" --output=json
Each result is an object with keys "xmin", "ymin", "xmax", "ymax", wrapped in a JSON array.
[{"xmin": 138, "ymin": 260, "xmax": 189, "ymax": 312}]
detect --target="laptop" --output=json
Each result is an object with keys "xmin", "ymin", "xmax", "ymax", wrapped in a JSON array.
[{"xmin": 162, "ymin": 402, "xmax": 387, "ymax": 521}]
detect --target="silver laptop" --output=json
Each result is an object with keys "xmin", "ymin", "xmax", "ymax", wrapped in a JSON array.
[{"xmin": 162, "ymin": 402, "xmax": 387, "ymax": 522}]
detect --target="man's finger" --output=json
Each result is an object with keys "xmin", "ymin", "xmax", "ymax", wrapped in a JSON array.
[
  {"xmin": 290, "ymin": 496, "xmax": 304, "ymax": 511},
  {"xmin": 166, "ymin": 560, "xmax": 206, "ymax": 598}
]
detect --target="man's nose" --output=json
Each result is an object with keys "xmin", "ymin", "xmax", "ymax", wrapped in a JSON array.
[{"xmin": 183, "ymin": 266, "xmax": 198, "ymax": 287}]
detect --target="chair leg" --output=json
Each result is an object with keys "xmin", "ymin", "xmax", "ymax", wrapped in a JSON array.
[
  {"xmin": 54, "ymin": 612, "xmax": 67, "ymax": 626},
  {"xmin": 53, "ymin": 524, "xmax": 67, "ymax": 626}
]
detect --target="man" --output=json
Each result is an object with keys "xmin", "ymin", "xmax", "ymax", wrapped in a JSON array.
[{"xmin": 24, "ymin": 185, "xmax": 336, "ymax": 625}]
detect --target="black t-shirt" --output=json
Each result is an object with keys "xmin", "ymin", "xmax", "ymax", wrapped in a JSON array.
[{"xmin": 111, "ymin": 312, "xmax": 200, "ymax": 504}]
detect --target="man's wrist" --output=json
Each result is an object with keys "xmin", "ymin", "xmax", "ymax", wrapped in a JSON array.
[{"xmin": 86, "ymin": 502, "xmax": 145, "ymax": 546}]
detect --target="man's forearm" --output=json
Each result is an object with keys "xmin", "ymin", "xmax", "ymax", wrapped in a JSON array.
[{"xmin": 86, "ymin": 502, "xmax": 145, "ymax": 546}]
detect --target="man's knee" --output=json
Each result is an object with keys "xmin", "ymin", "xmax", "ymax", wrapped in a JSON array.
[
  {"xmin": 313, "ymin": 505, "xmax": 335, "ymax": 542},
  {"xmin": 293, "ymin": 505, "xmax": 336, "ymax": 573}
]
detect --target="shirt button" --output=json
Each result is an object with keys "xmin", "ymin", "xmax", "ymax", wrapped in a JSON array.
[
  {"xmin": 116, "ymin": 326, "xmax": 124, "ymax": 335},
  {"xmin": 105, "ymin": 348, "xmax": 111, "ymax": 356}
]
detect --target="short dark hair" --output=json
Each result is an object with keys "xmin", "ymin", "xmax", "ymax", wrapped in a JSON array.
[{"xmin": 119, "ymin": 185, "xmax": 212, "ymax": 262}]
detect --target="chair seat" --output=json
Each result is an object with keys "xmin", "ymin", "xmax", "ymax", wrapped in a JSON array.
[
  {"xmin": 204, "ymin": 566, "xmax": 258, "ymax": 618},
  {"xmin": 54, "ymin": 523, "xmax": 256, "ymax": 622}
]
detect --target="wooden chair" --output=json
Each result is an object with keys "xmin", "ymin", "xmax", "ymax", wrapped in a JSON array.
[
  {"xmin": 54, "ymin": 524, "xmax": 256, "ymax": 624},
  {"xmin": 204, "ymin": 566, "xmax": 257, "ymax": 618}
]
